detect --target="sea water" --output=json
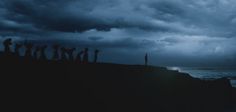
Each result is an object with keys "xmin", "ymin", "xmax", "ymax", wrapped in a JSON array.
[{"xmin": 168, "ymin": 67, "xmax": 236, "ymax": 87}]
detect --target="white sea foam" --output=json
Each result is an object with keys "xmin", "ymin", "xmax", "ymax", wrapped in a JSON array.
[{"xmin": 168, "ymin": 67, "xmax": 236, "ymax": 87}]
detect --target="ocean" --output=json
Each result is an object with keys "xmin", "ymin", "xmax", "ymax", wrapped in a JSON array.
[{"xmin": 168, "ymin": 67, "xmax": 236, "ymax": 87}]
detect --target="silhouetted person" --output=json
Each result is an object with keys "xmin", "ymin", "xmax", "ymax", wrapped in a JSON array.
[
  {"xmin": 61, "ymin": 47, "xmax": 67, "ymax": 60},
  {"xmin": 14, "ymin": 43, "xmax": 23, "ymax": 57},
  {"xmin": 3, "ymin": 38, "xmax": 12, "ymax": 55},
  {"xmin": 145, "ymin": 53, "xmax": 148, "ymax": 66},
  {"xmin": 39, "ymin": 45, "xmax": 47, "ymax": 60},
  {"xmin": 82, "ymin": 48, "xmax": 89, "ymax": 63},
  {"xmin": 65, "ymin": 48, "xmax": 76, "ymax": 61},
  {"xmin": 33, "ymin": 46, "xmax": 41, "ymax": 59},
  {"xmin": 52, "ymin": 44, "xmax": 60, "ymax": 60},
  {"xmin": 24, "ymin": 43, "xmax": 33, "ymax": 59},
  {"xmin": 94, "ymin": 49, "xmax": 100, "ymax": 63},
  {"xmin": 76, "ymin": 51, "xmax": 83, "ymax": 63}
]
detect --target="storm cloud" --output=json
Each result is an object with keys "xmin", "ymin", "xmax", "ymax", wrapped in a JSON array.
[{"xmin": 0, "ymin": 0, "xmax": 236, "ymax": 66}]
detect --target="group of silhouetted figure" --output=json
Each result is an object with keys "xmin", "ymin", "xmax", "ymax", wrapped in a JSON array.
[
  {"xmin": 1, "ymin": 38, "xmax": 100, "ymax": 63},
  {"xmin": 1, "ymin": 38, "xmax": 149, "ymax": 65}
]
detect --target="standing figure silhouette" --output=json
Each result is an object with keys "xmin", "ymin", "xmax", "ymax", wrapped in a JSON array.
[
  {"xmin": 94, "ymin": 49, "xmax": 100, "ymax": 63},
  {"xmin": 24, "ymin": 43, "xmax": 33, "ymax": 59},
  {"xmin": 82, "ymin": 48, "xmax": 89, "ymax": 64},
  {"xmin": 145, "ymin": 53, "xmax": 148, "ymax": 66},
  {"xmin": 33, "ymin": 46, "xmax": 41, "ymax": 60},
  {"xmin": 14, "ymin": 43, "xmax": 23, "ymax": 57},
  {"xmin": 52, "ymin": 44, "xmax": 60, "ymax": 60},
  {"xmin": 76, "ymin": 51, "xmax": 84, "ymax": 63},
  {"xmin": 60, "ymin": 47, "xmax": 67, "ymax": 61},
  {"xmin": 67, "ymin": 48, "xmax": 76, "ymax": 61},
  {"xmin": 3, "ymin": 38, "xmax": 12, "ymax": 55},
  {"xmin": 39, "ymin": 45, "xmax": 47, "ymax": 60}
]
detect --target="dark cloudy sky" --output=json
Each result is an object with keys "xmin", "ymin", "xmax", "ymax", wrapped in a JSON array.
[{"xmin": 0, "ymin": 0, "xmax": 236, "ymax": 67}]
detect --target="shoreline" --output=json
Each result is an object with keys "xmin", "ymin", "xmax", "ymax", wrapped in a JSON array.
[{"xmin": 167, "ymin": 66, "xmax": 236, "ymax": 87}]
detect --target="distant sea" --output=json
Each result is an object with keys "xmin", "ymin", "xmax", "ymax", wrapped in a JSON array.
[{"xmin": 168, "ymin": 67, "xmax": 236, "ymax": 87}]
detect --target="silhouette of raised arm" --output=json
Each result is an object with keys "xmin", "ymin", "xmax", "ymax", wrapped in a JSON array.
[{"xmin": 65, "ymin": 48, "xmax": 76, "ymax": 61}]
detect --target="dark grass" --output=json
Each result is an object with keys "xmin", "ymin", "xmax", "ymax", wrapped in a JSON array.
[{"xmin": 1, "ymin": 54, "xmax": 236, "ymax": 112}]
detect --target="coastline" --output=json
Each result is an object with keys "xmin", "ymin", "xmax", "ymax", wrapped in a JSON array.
[{"xmin": 168, "ymin": 66, "xmax": 236, "ymax": 88}]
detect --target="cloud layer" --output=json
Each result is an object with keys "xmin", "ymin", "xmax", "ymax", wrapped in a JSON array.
[{"xmin": 0, "ymin": 0, "xmax": 236, "ymax": 66}]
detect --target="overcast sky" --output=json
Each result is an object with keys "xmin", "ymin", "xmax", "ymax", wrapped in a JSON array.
[{"xmin": 0, "ymin": 0, "xmax": 236, "ymax": 67}]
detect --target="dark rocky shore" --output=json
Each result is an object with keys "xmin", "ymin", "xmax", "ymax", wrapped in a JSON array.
[{"xmin": 1, "ymin": 55, "xmax": 236, "ymax": 112}]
